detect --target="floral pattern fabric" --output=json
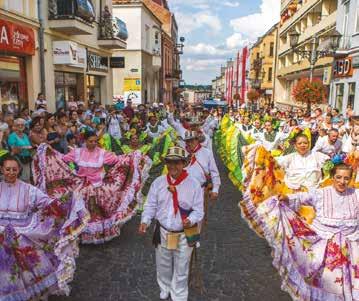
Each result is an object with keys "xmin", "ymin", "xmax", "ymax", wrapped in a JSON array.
[
  {"xmin": 255, "ymin": 188, "xmax": 359, "ymax": 301},
  {"xmin": 33, "ymin": 144, "xmax": 142, "ymax": 244},
  {"xmin": 0, "ymin": 180, "xmax": 89, "ymax": 301}
]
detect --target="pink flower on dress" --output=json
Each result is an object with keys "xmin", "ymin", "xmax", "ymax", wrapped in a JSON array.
[
  {"xmin": 14, "ymin": 246, "xmax": 40, "ymax": 271},
  {"xmin": 353, "ymin": 265, "xmax": 359, "ymax": 279},
  {"xmin": 289, "ymin": 218, "xmax": 316, "ymax": 237},
  {"xmin": 325, "ymin": 241, "xmax": 348, "ymax": 271}
]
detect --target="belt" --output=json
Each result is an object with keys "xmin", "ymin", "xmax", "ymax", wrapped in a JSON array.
[{"xmin": 160, "ymin": 224, "xmax": 184, "ymax": 234}]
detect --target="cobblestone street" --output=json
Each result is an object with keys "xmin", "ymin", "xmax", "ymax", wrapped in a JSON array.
[{"xmin": 51, "ymin": 154, "xmax": 291, "ymax": 301}]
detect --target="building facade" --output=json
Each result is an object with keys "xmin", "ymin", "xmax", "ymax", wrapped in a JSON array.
[
  {"xmin": 275, "ymin": 0, "xmax": 337, "ymax": 109},
  {"xmin": 0, "ymin": 0, "xmax": 128, "ymax": 112},
  {"xmin": 329, "ymin": 0, "xmax": 359, "ymax": 113},
  {"xmin": 0, "ymin": 1, "xmax": 40, "ymax": 112},
  {"xmin": 143, "ymin": 0, "xmax": 182, "ymax": 105},
  {"xmin": 112, "ymin": 0, "xmax": 162, "ymax": 105}
]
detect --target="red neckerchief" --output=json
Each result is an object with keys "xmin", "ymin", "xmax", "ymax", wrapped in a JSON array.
[
  {"xmin": 187, "ymin": 144, "xmax": 202, "ymax": 166},
  {"xmin": 167, "ymin": 170, "xmax": 189, "ymax": 215}
]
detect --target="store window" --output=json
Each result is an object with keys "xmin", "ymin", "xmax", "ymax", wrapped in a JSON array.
[
  {"xmin": 0, "ymin": 56, "xmax": 27, "ymax": 113},
  {"xmin": 55, "ymin": 71, "xmax": 83, "ymax": 110},
  {"xmin": 335, "ymin": 83, "xmax": 344, "ymax": 112},
  {"xmin": 86, "ymin": 75, "xmax": 101, "ymax": 105},
  {"xmin": 348, "ymin": 82, "xmax": 356, "ymax": 109}
]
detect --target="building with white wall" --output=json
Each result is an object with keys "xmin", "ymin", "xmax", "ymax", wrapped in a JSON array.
[
  {"xmin": 329, "ymin": 0, "xmax": 359, "ymax": 114},
  {"xmin": 112, "ymin": 0, "xmax": 162, "ymax": 105}
]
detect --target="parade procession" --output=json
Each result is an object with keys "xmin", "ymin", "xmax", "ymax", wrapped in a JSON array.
[{"xmin": 3, "ymin": 0, "xmax": 359, "ymax": 301}]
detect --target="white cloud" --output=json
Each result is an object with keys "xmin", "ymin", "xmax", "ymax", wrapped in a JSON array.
[
  {"xmin": 176, "ymin": 10, "xmax": 222, "ymax": 35},
  {"xmin": 183, "ymin": 58, "xmax": 224, "ymax": 72},
  {"xmin": 186, "ymin": 43, "xmax": 233, "ymax": 56},
  {"xmin": 223, "ymin": 1, "xmax": 240, "ymax": 7},
  {"xmin": 226, "ymin": 33, "xmax": 251, "ymax": 49},
  {"xmin": 230, "ymin": 0, "xmax": 280, "ymax": 39}
]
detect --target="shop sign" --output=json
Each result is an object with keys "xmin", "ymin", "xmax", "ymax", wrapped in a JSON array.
[
  {"xmin": 0, "ymin": 19, "xmax": 35, "ymax": 56},
  {"xmin": 88, "ymin": 52, "xmax": 108, "ymax": 72},
  {"xmin": 124, "ymin": 91, "xmax": 141, "ymax": 105},
  {"xmin": 53, "ymin": 41, "xmax": 86, "ymax": 69},
  {"xmin": 110, "ymin": 57, "xmax": 125, "ymax": 68},
  {"xmin": 352, "ymin": 56, "xmax": 359, "ymax": 68},
  {"xmin": 333, "ymin": 57, "xmax": 353, "ymax": 78},
  {"xmin": 124, "ymin": 78, "xmax": 141, "ymax": 91}
]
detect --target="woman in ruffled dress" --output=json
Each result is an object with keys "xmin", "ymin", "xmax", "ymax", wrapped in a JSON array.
[
  {"xmin": 241, "ymin": 134, "xmax": 329, "ymax": 234},
  {"xmin": 257, "ymin": 163, "xmax": 359, "ymax": 301},
  {"xmin": 33, "ymin": 130, "xmax": 143, "ymax": 244},
  {"xmin": 0, "ymin": 155, "xmax": 89, "ymax": 301}
]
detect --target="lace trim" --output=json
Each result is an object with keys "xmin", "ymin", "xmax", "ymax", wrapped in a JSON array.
[{"xmin": 75, "ymin": 148, "xmax": 105, "ymax": 168}]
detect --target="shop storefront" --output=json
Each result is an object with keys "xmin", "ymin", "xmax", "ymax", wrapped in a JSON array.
[
  {"xmin": 87, "ymin": 51, "xmax": 109, "ymax": 105},
  {"xmin": 0, "ymin": 19, "xmax": 35, "ymax": 112},
  {"xmin": 53, "ymin": 41, "xmax": 86, "ymax": 110},
  {"xmin": 330, "ymin": 56, "xmax": 359, "ymax": 114}
]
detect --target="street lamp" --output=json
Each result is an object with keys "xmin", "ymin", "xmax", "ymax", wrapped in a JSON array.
[
  {"xmin": 289, "ymin": 28, "xmax": 341, "ymax": 81},
  {"xmin": 176, "ymin": 37, "xmax": 185, "ymax": 55}
]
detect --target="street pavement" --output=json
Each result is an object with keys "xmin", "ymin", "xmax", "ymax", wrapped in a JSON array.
[{"xmin": 51, "ymin": 153, "xmax": 291, "ymax": 301}]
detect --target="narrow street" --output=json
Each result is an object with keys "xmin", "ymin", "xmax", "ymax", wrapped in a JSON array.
[{"xmin": 51, "ymin": 154, "xmax": 291, "ymax": 301}]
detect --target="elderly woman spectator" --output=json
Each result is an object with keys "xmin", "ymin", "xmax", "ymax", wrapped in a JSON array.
[{"xmin": 7, "ymin": 118, "xmax": 33, "ymax": 182}]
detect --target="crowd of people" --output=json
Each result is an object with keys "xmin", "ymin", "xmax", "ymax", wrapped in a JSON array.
[
  {"xmin": 217, "ymin": 104, "xmax": 359, "ymax": 301},
  {"xmin": 0, "ymin": 97, "xmax": 221, "ymax": 301},
  {"xmin": 3, "ymin": 93, "xmax": 359, "ymax": 300}
]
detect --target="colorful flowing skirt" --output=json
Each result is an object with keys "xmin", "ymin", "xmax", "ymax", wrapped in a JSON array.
[
  {"xmin": 33, "ymin": 144, "xmax": 142, "ymax": 244},
  {"xmin": 240, "ymin": 144, "xmax": 315, "ymax": 236},
  {"xmin": 0, "ymin": 193, "xmax": 89, "ymax": 301},
  {"xmin": 256, "ymin": 197, "xmax": 359, "ymax": 301}
]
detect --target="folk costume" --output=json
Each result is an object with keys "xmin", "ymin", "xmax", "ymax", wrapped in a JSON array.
[
  {"xmin": 33, "ymin": 143, "xmax": 142, "ymax": 244},
  {"xmin": 240, "ymin": 144, "xmax": 329, "ymax": 235},
  {"xmin": 141, "ymin": 147, "xmax": 204, "ymax": 301},
  {"xmin": 184, "ymin": 131, "xmax": 221, "ymax": 195},
  {"xmin": 256, "ymin": 186, "xmax": 359, "ymax": 301},
  {"xmin": 0, "ymin": 180, "xmax": 89, "ymax": 300}
]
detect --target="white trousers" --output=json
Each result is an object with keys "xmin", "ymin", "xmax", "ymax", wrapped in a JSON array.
[{"xmin": 156, "ymin": 228, "xmax": 193, "ymax": 301}]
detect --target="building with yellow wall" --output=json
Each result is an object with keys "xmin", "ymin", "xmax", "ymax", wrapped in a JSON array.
[
  {"xmin": 275, "ymin": 0, "xmax": 337, "ymax": 109},
  {"xmin": 249, "ymin": 23, "xmax": 278, "ymax": 106}
]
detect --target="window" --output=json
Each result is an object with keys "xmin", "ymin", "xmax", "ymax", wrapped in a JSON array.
[
  {"xmin": 348, "ymin": 82, "xmax": 356, "ymax": 109},
  {"xmin": 342, "ymin": 2, "xmax": 350, "ymax": 45},
  {"xmin": 335, "ymin": 83, "xmax": 344, "ymax": 112},
  {"xmin": 145, "ymin": 25, "xmax": 150, "ymax": 50},
  {"xmin": 268, "ymin": 67, "xmax": 273, "ymax": 82},
  {"xmin": 356, "ymin": 7, "xmax": 359, "ymax": 33},
  {"xmin": 269, "ymin": 42, "xmax": 274, "ymax": 57}
]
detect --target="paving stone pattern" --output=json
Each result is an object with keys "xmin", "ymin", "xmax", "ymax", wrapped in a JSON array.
[{"xmin": 51, "ymin": 153, "xmax": 291, "ymax": 301}]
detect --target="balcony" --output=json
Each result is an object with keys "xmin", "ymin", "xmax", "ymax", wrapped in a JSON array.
[
  {"xmin": 165, "ymin": 70, "xmax": 182, "ymax": 80},
  {"xmin": 48, "ymin": 0, "xmax": 95, "ymax": 35},
  {"xmin": 98, "ymin": 17, "xmax": 127, "ymax": 49},
  {"xmin": 278, "ymin": 11, "xmax": 337, "ymax": 56}
]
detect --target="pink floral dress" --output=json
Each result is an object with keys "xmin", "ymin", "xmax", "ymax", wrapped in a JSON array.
[{"xmin": 33, "ymin": 144, "xmax": 142, "ymax": 244}]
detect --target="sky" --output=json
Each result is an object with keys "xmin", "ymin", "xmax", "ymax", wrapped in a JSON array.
[{"xmin": 168, "ymin": 0, "xmax": 280, "ymax": 85}]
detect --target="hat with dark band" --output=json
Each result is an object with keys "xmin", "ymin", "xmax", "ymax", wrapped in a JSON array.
[{"xmin": 165, "ymin": 146, "xmax": 187, "ymax": 161}]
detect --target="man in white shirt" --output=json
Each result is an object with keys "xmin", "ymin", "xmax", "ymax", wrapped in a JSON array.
[
  {"xmin": 139, "ymin": 147, "xmax": 204, "ymax": 301},
  {"xmin": 312, "ymin": 128, "xmax": 342, "ymax": 157},
  {"xmin": 184, "ymin": 131, "xmax": 221, "ymax": 200},
  {"xmin": 249, "ymin": 119, "xmax": 263, "ymax": 141},
  {"xmin": 202, "ymin": 109, "xmax": 218, "ymax": 138}
]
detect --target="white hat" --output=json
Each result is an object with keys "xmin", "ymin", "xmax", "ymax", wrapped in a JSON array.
[
  {"xmin": 152, "ymin": 102, "xmax": 159, "ymax": 108},
  {"xmin": 183, "ymin": 130, "xmax": 199, "ymax": 141},
  {"xmin": 165, "ymin": 146, "xmax": 187, "ymax": 161}
]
